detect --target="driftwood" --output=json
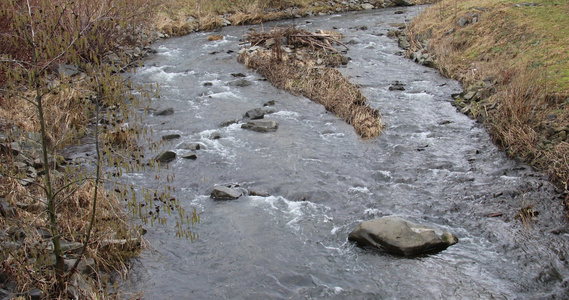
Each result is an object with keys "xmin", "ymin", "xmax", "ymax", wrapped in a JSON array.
[{"xmin": 243, "ymin": 27, "xmax": 349, "ymax": 53}]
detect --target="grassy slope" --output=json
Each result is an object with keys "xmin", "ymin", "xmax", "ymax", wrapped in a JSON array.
[{"xmin": 409, "ymin": 0, "xmax": 569, "ymax": 200}]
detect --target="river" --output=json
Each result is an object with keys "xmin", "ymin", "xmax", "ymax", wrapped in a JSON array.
[{"xmin": 120, "ymin": 6, "xmax": 569, "ymax": 299}]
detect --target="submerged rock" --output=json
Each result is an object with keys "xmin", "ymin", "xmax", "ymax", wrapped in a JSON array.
[
  {"xmin": 348, "ymin": 216, "xmax": 458, "ymax": 256},
  {"xmin": 220, "ymin": 119, "xmax": 240, "ymax": 127},
  {"xmin": 181, "ymin": 152, "xmax": 197, "ymax": 160},
  {"xmin": 210, "ymin": 186, "xmax": 242, "ymax": 200},
  {"xmin": 228, "ymin": 79, "xmax": 253, "ymax": 87},
  {"xmin": 241, "ymin": 119, "xmax": 279, "ymax": 132},
  {"xmin": 179, "ymin": 142, "xmax": 203, "ymax": 151},
  {"xmin": 389, "ymin": 81, "xmax": 406, "ymax": 91},
  {"xmin": 155, "ymin": 108, "xmax": 174, "ymax": 116},
  {"xmin": 162, "ymin": 134, "xmax": 181, "ymax": 141}
]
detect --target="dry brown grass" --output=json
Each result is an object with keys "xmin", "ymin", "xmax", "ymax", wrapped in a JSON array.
[
  {"xmin": 0, "ymin": 0, "xmax": 158, "ymax": 297},
  {"xmin": 207, "ymin": 35, "xmax": 224, "ymax": 41},
  {"xmin": 153, "ymin": 0, "xmax": 433, "ymax": 36},
  {"xmin": 0, "ymin": 85, "xmax": 92, "ymax": 148},
  {"xmin": 239, "ymin": 27, "xmax": 382, "ymax": 139},
  {"xmin": 0, "ymin": 172, "xmax": 139, "ymax": 297}
]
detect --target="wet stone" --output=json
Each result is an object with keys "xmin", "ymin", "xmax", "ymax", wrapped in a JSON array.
[
  {"xmin": 154, "ymin": 151, "xmax": 177, "ymax": 164},
  {"xmin": 228, "ymin": 79, "xmax": 253, "ymax": 87},
  {"xmin": 60, "ymin": 241, "xmax": 83, "ymax": 254},
  {"xmin": 56, "ymin": 63, "xmax": 81, "ymax": 78},
  {"xmin": 180, "ymin": 142, "xmax": 202, "ymax": 151},
  {"xmin": 463, "ymin": 91, "xmax": 477, "ymax": 101},
  {"xmin": 209, "ymin": 131, "xmax": 222, "ymax": 139},
  {"xmin": 211, "ymin": 186, "xmax": 242, "ymax": 200},
  {"xmin": 349, "ymin": 216, "xmax": 458, "ymax": 256},
  {"xmin": 0, "ymin": 142, "xmax": 21, "ymax": 155},
  {"xmin": 162, "ymin": 134, "xmax": 181, "ymax": 141},
  {"xmin": 248, "ymin": 189, "xmax": 270, "ymax": 197},
  {"xmin": 241, "ymin": 119, "xmax": 279, "ymax": 132},
  {"xmin": 457, "ymin": 16, "xmax": 469, "ymax": 27},
  {"xmin": 221, "ymin": 119, "xmax": 240, "ymax": 127},
  {"xmin": 392, "ymin": 0, "xmax": 414, "ymax": 6},
  {"xmin": 28, "ymin": 288, "xmax": 44, "ymax": 300},
  {"xmin": 0, "ymin": 288, "xmax": 13, "ymax": 299},
  {"xmin": 0, "ymin": 200, "xmax": 17, "ymax": 218},
  {"xmin": 64, "ymin": 258, "xmax": 96, "ymax": 275},
  {"xmin": 182, "ymin": 152, "xmax": 197, "ymax": 160},
  {"xmin": 389, "ymin": 81, "xmax": 406, "ymax": 91},
  {"xmin": 244, "ymin": 108, "xmax": 266, "ymax": 119},
  {"xmin": 155, "ymin": 108, "xmax": 174, "ymax": 116},
  {"xmin": 397, "ymin": 35, "xmax": 411, "ymax": 50}
]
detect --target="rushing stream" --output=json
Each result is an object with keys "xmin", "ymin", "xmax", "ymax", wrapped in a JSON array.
[{"xmin": 120, "ymin": 6, "xmax": 569, "ymax": 299}]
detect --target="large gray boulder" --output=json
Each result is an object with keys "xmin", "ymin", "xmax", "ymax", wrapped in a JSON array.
[
  {"xmin": 348, "ymin": 217, "xmax": 458, "ymax": 256},
  {"xmin": 241, "ymin": 119, "xmax": 279, "ymax": 132}
]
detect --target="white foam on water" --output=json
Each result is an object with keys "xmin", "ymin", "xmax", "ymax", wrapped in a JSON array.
[
  {"xmin": 272, "ymin": 110, "xmax": 301, "ymax": 120},
  {"xmin": 207, "ymin": 91, "xmax": 243, "ymax": 100},
  {"xmin": 248, "ymin": 196, "xmax": 330, "ymax": 231},
  {"xmin": 224, "ymin": 122, "xmax": 243, "ymax": 132},
  {"xmin": 363, "ymin": 208, "xmax": 383, "ymax": 216},
  {"xmin": 202, "ymin": 37, "xmax": 232, "ymax": 49},
  {"xmin": 404, "ymin": 91, "xmax": 433, "ymax": 100},
  {"xmin": 499, "ymin": 175, "xmax": 520, "ymax": 181},
  {"xmin": 139, "ymin": 65, "xmax": 178, "ymax": 82},
  {"xmin": 321, "ymin": 132, "xmax": 345, "ymax": 138},
  {"xmin": 195, "ymin": 129, "xmax": 239, "ymax": 161},
  {"xmin": 348, "ymin": 186, "xmax": 372, "ymax": 196},
  {"xmin": 330, "ymin": 226, "xmax": 342, "ymax": 235},
  {"xmin": 157, "ymin": 45, "xmax": 180, "ymax": 57},
  {"xmin": 320, "ymin": 131, "xmax": 345, "ymax": 142}
]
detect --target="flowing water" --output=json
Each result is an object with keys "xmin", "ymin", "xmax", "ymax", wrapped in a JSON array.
[{"xmin": 120, "ymin": 6, "xmax": 569, "ymax": 299}]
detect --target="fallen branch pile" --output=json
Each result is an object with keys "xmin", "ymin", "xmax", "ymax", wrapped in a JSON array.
[
  {"xmin": 245, "ymin": 26, "xmax": 349, "ymax": 53},
  {"xmin": 238, "ymin": 27, "xmax": 382, "ymax": 139}
]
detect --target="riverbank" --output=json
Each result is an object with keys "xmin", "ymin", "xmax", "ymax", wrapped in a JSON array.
[
  {"xmin": 403, "ymin": 0, "xmax": 569, "ymax": 213},
  {"xmin": 0, "ymin": 0, "xmax": 164, "ymax": 298},
  {"xmin": 152, "ymin": 0, "xmax": 431, "ymax": 37}
]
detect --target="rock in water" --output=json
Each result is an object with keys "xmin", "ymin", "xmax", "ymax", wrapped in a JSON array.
[
  {"xmin": 241, "ymin": 119, "xmax": 279, "ymax": 132},
  {"xmin": 154, "ymin": 151, "xmax": 176, "ymax": 164},
  {"xmin": 227, "ymin": 79, "xmax": 252, "ymax": 87},
  {"xmin": 348, "ymin": 217, "xmax": 458, "ymax": 256},
  {"xmin": 392, "ymin": 0, "xmax": 414, "ymax": 6},
  {"xmin": 210, "ymin": 186, "xmax": 242, "ymax": 200},
  {"xmin": 244, "ymin": 108, "xmax": 266, "ymax": 119},
  {"xmin": 155, "ymin": 108, "xmax": 174, "ymax": 116}
]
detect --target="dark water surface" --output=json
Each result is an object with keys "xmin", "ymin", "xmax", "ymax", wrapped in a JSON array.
[{"xmin": 120, "ymin": 6, "xmax": 569, "ymax": 299}]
